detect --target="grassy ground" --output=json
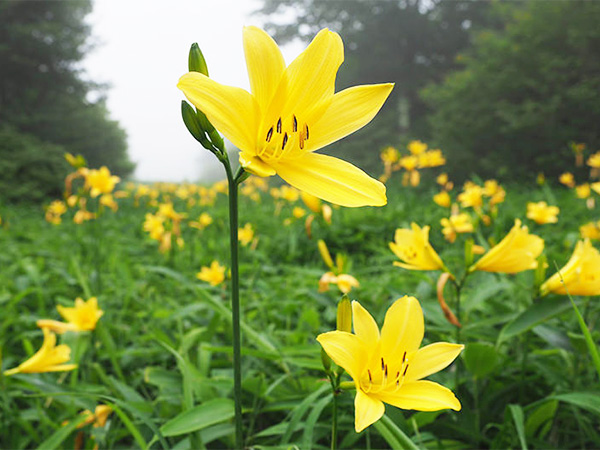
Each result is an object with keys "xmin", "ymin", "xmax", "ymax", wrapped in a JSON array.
[{"xmin": 0, "ymin": 173, "xmax": 599, "ymax": 449}]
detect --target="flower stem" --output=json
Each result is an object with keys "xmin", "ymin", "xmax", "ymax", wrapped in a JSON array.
[{"xmin": 331, "ymin": 389, "xmax": 338, "ymax": 450}]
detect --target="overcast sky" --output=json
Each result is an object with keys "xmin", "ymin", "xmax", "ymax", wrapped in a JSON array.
[{"xmin": 83, "ymin": 0, "xmax": 302, "ymax": 182}]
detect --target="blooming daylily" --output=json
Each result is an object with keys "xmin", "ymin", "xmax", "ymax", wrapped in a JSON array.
[
  {"xmin": 4, "ymin": 327, "xmax": 77, "ymax": 375},
  {"xmin": 37, "ymin": 297, "xmax": 104, "ymax": 334},
  {"xmin": 389, "ymin": 223, "xmax": 448, "ymax": 272},
  {"xmin": 540, "ymin": 239, "xmax": 600, "ymax": 296},
  {"xmin": 178, "ymin": 27, "xmax": 393, "ymax": 207},
  {"xmin": 197, "ymin": 261, "xmax": 226, "ymax": 286},
  {"xmin": 85, "ymin": 166, "xmax": 120, "ymax": 198},
  {"xmin": 317, "ymin": 297, "xmax": 463, "ymax": 432},
  {"xmin": 526, "ymin": 201, "xmax": 559, "ymax": 225},
  {"xmin": 440, "ymin": 213, "xmax": 473, "ymax": 243},
  {"xmin": 469, "ymin": 219, "xmax": 544, "ymax": 274}
]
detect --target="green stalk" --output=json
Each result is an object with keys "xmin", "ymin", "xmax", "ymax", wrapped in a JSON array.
[
  {"xmin": 330, "ymin": 375, "xmax": 339, "ymax": 450},
  {"xmin": 224, "ymin": 159, "xmax": 243, "ymax": 449}
]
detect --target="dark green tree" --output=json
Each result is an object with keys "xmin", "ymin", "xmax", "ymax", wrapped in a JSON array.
[
  {"xmin": 422, "ymin": 1, "xmax": 600, "ymax": 181},
  {"xmin": 0, "ymin": 0, "xmax": 134, "ymax": 193}
]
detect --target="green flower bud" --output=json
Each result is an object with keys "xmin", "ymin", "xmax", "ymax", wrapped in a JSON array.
[
  {"xmin": 188, "ymin": 43, "xmax": 209, "ymax": 76},
  {"xmin": 464, "ymin": 238, "xmax": 474, "ymax": 267},
  {"xmin": 321, "ymin": 348, "xmax": 332, "ymax": 373},
  {"xmin": 181, "ymin": 101, "xmax": 212, "ymax": 149},
  {"xmin": 336, "ymin": 295, "xmax": 352, "ymax": 333}
]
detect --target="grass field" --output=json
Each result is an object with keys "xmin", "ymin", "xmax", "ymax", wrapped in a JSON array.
[{"xmin": 1, "ymin": 168, "xmax": 599, "ymax": 449}]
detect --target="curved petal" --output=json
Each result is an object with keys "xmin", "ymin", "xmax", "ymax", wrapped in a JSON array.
[
  {"xmin": 177, "ymin": 72, "xmax": 259, "ymax": 154},
  {"xmin": 404, "ymin": 343, "xmax": 464, "ymax": 382},
  {"xmin": 352, "ymin": 301, "xmax": 380, "ymax": 344},
  {"xmin": 379, "ymin": 380, "xmax": 461, "ymax": 412},
  {"xmin": 243, "ymin": 26, "xmax": 286, "ymax": 113},
  {"xmin": 381, "ymin": 296, "xmax": 424, "ymax": 357},
  {"xmin": 239, "ymin": 153, "xmax": 276, "ymax": 177},
  {"xmin": 279, "ymin": 28, "xmax": 344, "ymax": 119},
  {"xmin": 306, "ymin": 83, "xmax": 394, "ymax": 152},
  {"xmin": 355, "ymin": 389, "xmax": 385, "ymax": 433},
  {"xmin": 272, "ymin": 153, "xmax": 386, "ymax": 207},
  {"xmin": 317, "ymin": 331, "xmax": 366, "ymax": 381}
]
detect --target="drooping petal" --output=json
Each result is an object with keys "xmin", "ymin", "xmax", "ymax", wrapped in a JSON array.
[
  {"xmin": 243, "ymin": 26, "xmax": 286, "ymax": 114},
  {"xmin": 352, "ymin": 300, "xmax": 380, "ymax": 344},
  {"xmin": 177, "ymin": 72, "xmax": 260, "ymax": 154},
  {"xmin": 278, "ymin": 28, "xmax": 344, "ymax": 119},
  {"xmin": 272, "ymin": 153, "xmax": 386, "ymax": 207},
  {"xmin": 317, "ymin": 331, "xmax": 366, "ymax": 381},
  {"xmin": 379, "ymin": 380, "xmax": 461, "ymax": 411},
  {"xmin": 404, "ymin": 343, "xmax": 464, "ymax": 382},
  {"xmin": 354, "ymin": 389, "xmax": 385, "ymax": 433},
  {"xmin": 380, "ymin": 296, "xmax": 424, "ymax": 357},
  {"xmin": 306, "ymin": 83, "xmax": 394, "ymax": 152}
]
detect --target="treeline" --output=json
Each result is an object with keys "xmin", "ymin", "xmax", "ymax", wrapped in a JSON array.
[
  {"xmin": 256, "ymin": 0, "xmax": 600, "ymax": 182},
  {"xmin": 0, "ymin": 1, "xmax": 133, "ymax": 203}
]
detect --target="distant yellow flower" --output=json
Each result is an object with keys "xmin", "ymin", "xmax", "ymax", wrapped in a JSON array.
[
  {"xmin": 580, "ymin": 221, "xmax": 600, "ymax": 240},
  {"xmin": 436, "ymin": 173, "xmax": 448, "ymax": 186},
  {"xmin": 317, "ymin": 297, "xmax": 463, "ymax": 432},
  {"xmin": 433, "ymin": 191, "xmax": 451, "ymax": 208},
  {"xmin": 381, "ymin": 146, "xmax": 400, "ymax": 164},
  {"xmin": 418, "ymin": 149, "xmax": 445, "ymax": 168},
  {"xmin": 73, "ymin": 210, "xmax": 95, "ymax": 224},
  {"xmin": 587, "ymin": 151, "xmax": 600, "ymax": 168},
  {"xmin": 575, "ymin": 184, "xmax": 591, "ymax": 199},
  {"xmin": 440, "ymin": 213, "xmax": 473, "ymax": 243},
  {"xmin": 318, "ymin": 272, "xmax": 360, "ymax": 294},
  {"xmin": 591, "ymin": 182, "xmax": 600, "ymax": 195},
  {"xmin": 292, "ymin": 206, "xmax": 306, "ymax": 218},
  {"xmin": 189, "ymin": 212, "xmax": 213, "ymax": 230},
  {"xmin": 540, "ymin": 239, "xmax": 600, "ymax": 296},
  {"xmin": 3, "ymin": 328, "xmax": 77, "ymax": 376},
  {"xmin": 407, "ymin": 140, "xmax": 428, "ymax": 155},
  {"xmin": 197, "ymin": 261, "xmax": 226, "ymax": 286},
  {"xmin": 526, "ymin": 201, "xmax": 559, "ymax": 224},
  {"xmin": 45, "ymin": 200, "xmax": 67, "ymax": 225},
  {"xmin": 559, "ymin": 172, "xmax": 575, "ymax": 188},
  {"xmin": 279, "ymin": 185, "xmax": 300, "ymax": 202},
  {"xmin": 85, "ymin": 166, "xmax": 120, "ymax": 197},
  {"xmin": 178, "ymin": 27, "xmax": 392, "ymax": 207},
  {"xmin": 143, "ymin": 213, "xmax": 165, "ymax": 240},
  {"xmin": 469, "ymin": 219, "xmax": 544, "ymax": 273},
  {"xmin": 100, "ymin": 194, "xmax": 118, "ymax": 211},
  {"xmin": 389, "ymin": 223, "xmax": 447, "ymax": 272},
  {"xmin": 238, "ymin": 223, "xmax": 255, "ymax": 246},
  {"xmin": 458, "ymin": 183, "xmax": 483, "ymax": 209},
  {"xmin": 400, "ymin": 155, "xmax": 418, "ymax": 172},
  {"xmin": 37, "ymin": 297, "xmax": 104, "ymax": 334},
  {"xmin": 76, "ymin": 405, "xmax": 114, "ymax": 429}
]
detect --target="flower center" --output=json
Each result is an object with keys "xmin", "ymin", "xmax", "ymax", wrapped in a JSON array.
[
  {"xmin": 258, "ymin": 114, "xmax": 310, "ymax": 161},
  {"xmin": 360, "ymin": 351, "xmax": 409, "ymax": 395}
]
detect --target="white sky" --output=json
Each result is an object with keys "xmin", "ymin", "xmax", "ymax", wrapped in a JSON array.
[{"xmin": 83, "ymin": 0, "xmax": 302, "ymax": 182}]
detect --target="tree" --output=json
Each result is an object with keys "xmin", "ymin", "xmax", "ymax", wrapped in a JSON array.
[
  {"xmin": 0, "ymin": 0, "xmax": 134, "ymax": 186},
  {"xmin": 422, "ymin": 1, "xmax": 600, "ymax": 181}
]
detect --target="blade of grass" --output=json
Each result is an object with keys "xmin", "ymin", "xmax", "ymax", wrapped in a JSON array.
[
  {"xmin": 509, "ymin": 404, "xmax": 528, "ymax": 450},
  {"xmin": 374, "ymin": 414, "xmax": 419, "ymax": 450}
]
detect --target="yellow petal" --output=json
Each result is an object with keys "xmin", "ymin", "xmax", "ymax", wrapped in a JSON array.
[
  {"xmin": 36, "ymin": 319, "xmax": 77, "ymax": 334},
  {"xmin": 354, "ymin": 389, "xmax": 385, "ymax": 433},
  {"xmin": 379, "ymin": 380, "xmax": 461, "ymax": 411},
  {"xmin": 177, "ymin": 72, "xmax": 260, "ymax": 154},
  {"xmin": 316, "ymin": 331, "xmax": 366, "ymax": 381},
  {"xmin": 380, "ymin": 296, "xmax": 424, "ymax": 357},
  {"xmin": 243, "ymin": 26, "xmax": 286, "ymax": 114},
  {"xmin": 239, "ymin": 153, "xmax": 276, "ymax": 177},
  {"xmin": 404, "ymin": 343, "xmax": 464, "ymax": 382},
  {"xmin": 306, "ymin": 83, "xmax": 394, "ymax": 152},
  {"xmin": 352, "ymin": 300, "xmax": 380, "ymax": 344},
  {"xmin": 272, "ymin": 153, "xmax": 386, "ymax": 207}
]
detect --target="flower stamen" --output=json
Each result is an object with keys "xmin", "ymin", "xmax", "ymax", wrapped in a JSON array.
[{"xmin": 266, "ymin": 127, "xmax": 273, "ymax": 142}]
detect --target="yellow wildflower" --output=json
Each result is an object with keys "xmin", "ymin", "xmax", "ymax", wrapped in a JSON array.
[
  {"xmin": 279, "ymin": 185, "xmax": 300, "ymax": 202},
  {"xmin": 197, "ymin": 261, "xmax": 226, "ymax": 286},
  {"xmin": 143, "ymin": 213, "xmax": 165, "ymax": 241},
  {"xmin": 238, "ymin": 223, "xmax": 255, "ymax": 247},
  {"xmin": 389, "ymin": 223, "xmax": 447, "ymax": 272},
  {"xmin": 575, "ymin": 184, "xmax": 591, "ymax": 199},
  {"xmin": 587, "ymin": 151, "xmax": 600, "ymax": 168},
  {"xmin": 400, "ymin": 155, "xmax": 418, "ymax": 172},
  {"xmin": 418, "ymin": 149, "xmax": 445, "ymax": 168},
  {"xmin": 45, "ymin": 200, "xmax": 67, "ymax": 225},
  {"xmin": 4, "ymin": 327, "xmax": 77, "ymax": 375},
  {"xmin": 469, "ymin": 219, "xmax": 544, "ymax": 273},
  {"xmin": 317, "ymin": 297, "xmax": 463, "ymax": 432},
  {"xmin": 433, "ymin": 191, "xmax": 451, "ymax": 208},
  {"xmin": 178, "ymin": 27, "xmax": 392, "ymax": 207},
  {"xmin": 37, "ymin": 297, "xmax": 103, "ymax": 334},
  {"xmin": 85, "ymin": 166, "xmax": 120, "ymax": 197},
  {"xmin": 591, "ymin": 182, "xmax": 600, "ymax": 195},
  {"xmin": 73, "ymin": 210, "xmax": 95, "ymax": 224},
  {"xmin": 458, "ymin": 183, "xmax": 483, "ymax": 209},
  {"xmin": 540, "ymin": 239, "xmax": 600, "ymax": 296},
  {"xmin": 580, "ymin": 222, "xmax": 600, "ymax": 240},
  {"xmin": 292, "ymin": 207, "xmax": 306, "ymax": 218},
  {"xmin": 436, "ymin": 173, "xmax": 448, "ymax": 186},
  {"xmin": 559, "ymin": 172, "xmax": 575, "ymax": 188},
  {"xmin": 440, "ymin": 213, "xmax": 473, "ymax": 243},
  {"xmin": 381, "ymin": 146, "xmax": 400, "ymax": 164},
  {"xmin": 407, "ymin": 140, "xmax": 428, "ymax": 155},
  {"xmin": 76, "ymin": 405, "xmax": 114, "ymax": 429},
  {"xmin": 526, "ymin": 201, "xmax": 559, "ymax": 224},
  {"xmin": 189, "ymin": 212, "xmax": 213, "ymax": 230},
  {"xmin": 100, "ymin": 194, "xmax": 118, "ymax": 211},
  {"xmin": 318, "ymin": 272, "xmax": 360, "ymax": 294}
]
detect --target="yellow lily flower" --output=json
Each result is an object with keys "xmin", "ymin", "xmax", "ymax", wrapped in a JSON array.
[
  {"xmin": 318, "ymin": 272, "xmax": 360, "ymax": 294},
  {"xmin": 389, "ymin": 223, "xmax": 447, "ymax": 272},
  {"xmin": 540, "ymin": 239, "xmax": 600, "ymax": 296},
  {"xmin": 197, "ymin": 261, "xmax": 226, "ymax": 286},
  {"xmin": 559, "ymin": 172, "xmax": 575, "ymax": 188},
  {"xmin": 580, "ymin": 221, "xmax": 600, "ymax": 240},
  {"xmin": 238, "ymin": 223, "xmax": 255, "ymax": 247},
  {"xmin": 526, "ymin": 201, "xmax": 559, "ymax": 224},
  {"xmin": 177, "ymin": 26, "xmax": 393, "ymax": 207},
  {"xmin": 317, "ymin": 297, "xmax": 463, "ymax": 432},
  {"xmin": 469, "ymin": 219, "xmax": 544, "ymax": 273},
  {"xmin": 85, "ymin": 166, "xmax": 120, "ymax": 197},
  {"xmin": 4, "ymin": 328, "xmax": 77, "ymax": 375},
  {"xmin": 433, "ymin": 191, "xmax": 451, "ymax": 208},
  {"xmin": 37, "ymin": 297, "xmax": 104, "ymax": 334},
  {"xmin": 440, "ymin": 213, "xmax": 473, "ymax": 243}
]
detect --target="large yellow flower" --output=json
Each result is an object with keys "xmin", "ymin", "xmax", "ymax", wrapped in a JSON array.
[
  {"xmin": 317, "ymin": 297, "xmax": 463, "ymax": 432},
  {"xmin": 177, "ymin": 27, "xmax": 393, "ymax": 207},
  {"xmin": 469, "ymin": 219, "xmax": 544, "ymax": 273},
  {"xmin": 37, "ymin": 297, "xmax": 104, "ymax": 334},
  {"xmin": 540, "ymin": 239, "xmax": 600, "ymax": 296},
  {"xmin": 4, "ymin": 328, "xmax": 77, "ymax": 375},
  {"xmin": 389, "ymin": 223, "xmax": 447, "ymax": 272}
]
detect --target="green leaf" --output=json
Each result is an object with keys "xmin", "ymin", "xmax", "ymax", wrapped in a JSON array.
[
  {"xmin": 497, "ymin": 297, "xmax": 571, "ymax": 344},
  {"xmin": 551, "ymin": 392, "xmax": 600, "ymax": 415},
  {"xmin": 566, "ymin": 294, "xmax": 600, "ymax": 382},
  {"xmin": 525, "ymin": 400, "xmax": 558, "ymax": 439},
  {"xmin": 160, "ymin": 399, "xmax": 235, "ymax": 437},
  {"xmin": 374, "ymin": 414, "xmax": 419, "ymax": 450},
  {"xmin": 463, "ymin": 342, "xmax": 500, "ymax": 378},
  {"xmin": 36, "ymin": 413, "xmax": 89, "ymax": 450},
  {"xmin": 301, "ymin": 394, "xmax": 332, "ymax": 450},
  {"xmin": 508, "ymin": 404, "xmax": 528, "ymax": 450}
]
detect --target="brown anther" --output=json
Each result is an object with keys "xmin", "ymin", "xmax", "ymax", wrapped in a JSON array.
[
  {"xmin": 277, "ymin": 117, "xmax": 282, "ymax": 133},
  {"xmin": 266, "ymin": 127, "xmax": 273, "ymax": 142},
  {"xmin": 402, "ymin": 351, "xmax": 406, "ymax": 363},
  {"xmin": 381, "ymin": 357, "xmax": 385, "ymax": 370},
  {"xmin": 305, "ymin": 124, "xmax": 309, "ymax": 139},
  {"xmin": 403, "ymin": 364, "xmax": 409, "ymax": 376},
  {"xmin": 282, "ymin": 133, "xmax": 288, "ymax": 149},
  {"xmin": 368, "ymin": 369, "xmax": 372, "ymax": 383},
  {"xmin": 384, "ymin": 364, "xmax": 388, "ymax": 377},
  {"xmin": 293, "ymin": 115, "xmax": 298, "ymax": 132}
]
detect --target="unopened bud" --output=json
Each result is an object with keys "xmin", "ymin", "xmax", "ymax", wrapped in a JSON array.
[
  {"xmin": 188, "ymin": 43, "xmax": 209, "ymax": 76},
  {"xmin": 321, "ymin": 348, "xmax": 332, "ymax": 373},
  {"xmin": 464, "ymin": 238, "xmax": 474, "ymax": 267},
  {"xmin": 181, "ymin": 101, "xmax": 212, "ymax": 149},
  {"xmin": 318, "ymin": 240, "xmax": 334, "ymax": 269},
  {"xmin": 534, "ymin": 254, "xmax": 548, "ymax": 295},
  {"xmin": 336, "ymin": 295, "xmax": 352, "ymax": 333}
]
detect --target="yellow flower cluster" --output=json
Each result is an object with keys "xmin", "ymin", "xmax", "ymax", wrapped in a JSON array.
[{"xmin": 379, "ymin": 140, "xmax": 446, "ymax": 185}]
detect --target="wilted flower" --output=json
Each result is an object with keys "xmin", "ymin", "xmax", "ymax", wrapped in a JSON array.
[
  {"xmin": 197, "ymin": 261, "xmax": 226, "ymax": 286},
  {"xmin": 317, "ymin": 297, "xmax": 463, "ymax": 432},
  {"xmin": 526, "ymin": 201, "xmax": 559, "ymax": 224},
  {"xmin": 540, "ymin": 239, "xmax": 600, "ymax": 296},
  {"xmin": 37, "ymin": 297, "xmax": 104, "ymax": 334}
]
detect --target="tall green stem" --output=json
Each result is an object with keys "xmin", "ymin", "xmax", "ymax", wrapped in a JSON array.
[{"xmin": 331, "ymin": 386, "xmax": 338, "ymax": 450}]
